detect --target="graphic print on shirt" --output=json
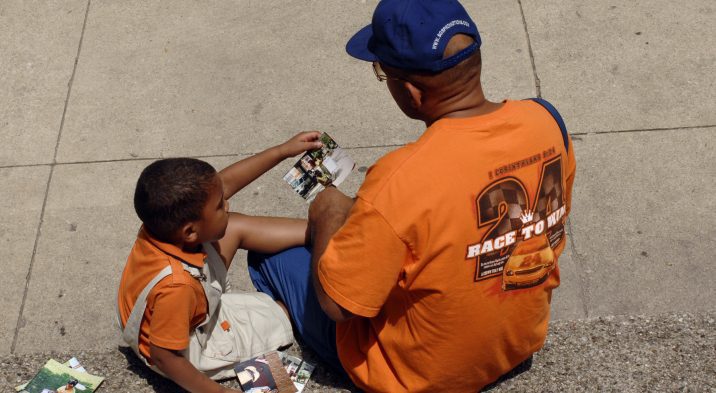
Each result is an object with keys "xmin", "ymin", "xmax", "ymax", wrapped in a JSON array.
[{"xmin": 466, "ymin": 154, "xmax": 566, "ymax": 290}]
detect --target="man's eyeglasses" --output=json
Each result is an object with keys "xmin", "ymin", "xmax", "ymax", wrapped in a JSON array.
[{"xmin": 372, "ymin": 62, "xmax": 400, "ymax": 82}]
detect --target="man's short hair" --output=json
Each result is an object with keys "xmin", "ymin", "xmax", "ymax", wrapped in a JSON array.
[
  {"xmin": 134, "ymin": 158, "xmax": 217, "ymax": 242},
  {"xmin": 393, "ymin": 35, "xmax": 482, "ymax": 88}
]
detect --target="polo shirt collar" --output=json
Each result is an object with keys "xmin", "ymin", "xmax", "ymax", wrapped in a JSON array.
[{"xmin": 139, "ymin": 227, "xmax": 206, "ymax": 268}]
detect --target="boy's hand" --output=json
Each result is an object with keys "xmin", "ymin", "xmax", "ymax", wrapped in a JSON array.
[
  {"xmin": 219, "ymin": 131, "xmax": 322, "ymax": 200},
  {"xmin": 151, "ymin": 343, "xmax": 242, "ymax": 393},
  {"xmin": 279, "ymin": 131, "xmax": 323, "ymax": 158}
]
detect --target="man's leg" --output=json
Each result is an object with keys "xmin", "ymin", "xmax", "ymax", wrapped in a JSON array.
[{"xmin": 247, "ymin": 246, "xmax": 344, "ymax": 375}]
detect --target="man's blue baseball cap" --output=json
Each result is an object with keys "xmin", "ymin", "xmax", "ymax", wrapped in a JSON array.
[{"xmin": 346, "ymin": 0, "xmax": 481, "ymax": 73}]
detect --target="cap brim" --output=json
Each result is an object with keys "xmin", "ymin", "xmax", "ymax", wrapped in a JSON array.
[{"xmin": 346, "ymin": 25, "xmax": 378, "ymax": 62}]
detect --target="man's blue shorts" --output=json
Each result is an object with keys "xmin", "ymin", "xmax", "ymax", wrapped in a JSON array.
[{"xmin": 248, "ymin": 246, "xmax": 344, "ymax": 374}]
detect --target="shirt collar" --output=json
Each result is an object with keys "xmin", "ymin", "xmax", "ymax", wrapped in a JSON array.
[{"xmin": 139, "ymin": 227, "xmax": 206, "ymax": 268}]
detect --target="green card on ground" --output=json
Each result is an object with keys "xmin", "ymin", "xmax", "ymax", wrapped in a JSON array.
[{"xmin": 18, "ymin": 358, "xmax": 104, "ymax": 393}]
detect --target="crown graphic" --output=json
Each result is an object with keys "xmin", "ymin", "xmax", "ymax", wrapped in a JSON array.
[{"xmin": 519, "ymin": 209, "xmax": 534, "ymax": 224}]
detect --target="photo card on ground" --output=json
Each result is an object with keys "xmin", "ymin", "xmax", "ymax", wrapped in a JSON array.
[
  {"xmin": 19, "ymin": 359, "xmax": 104, "ymax": 393},
  {"xmin": 235, "ymin": 351, "xmax": 296, "ymax": 393},
  {"xmin": 278, "ymin": 352, "xmax": 316, "ymax": 393}
]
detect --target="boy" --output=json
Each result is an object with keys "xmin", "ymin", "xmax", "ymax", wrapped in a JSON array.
[{"xmin": 117, "ymin": 131, "xmax": 322, "ymax": 393}]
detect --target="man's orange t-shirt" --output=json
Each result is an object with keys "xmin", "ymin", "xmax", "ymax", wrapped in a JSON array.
[
  {"xmin": 318, "ymin": 100, "xmax": 577, "ymax": 392},
  {"xmin": 117, "ymin": 228, "xmax": 208, "ymax": 362}
]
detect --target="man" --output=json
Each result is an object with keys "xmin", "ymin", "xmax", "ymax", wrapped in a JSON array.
[{"xmin": 249, "ymin": 0, "xmax": 576, "ymax": 391}]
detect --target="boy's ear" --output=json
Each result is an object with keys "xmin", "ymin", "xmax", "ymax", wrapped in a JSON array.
[
  {"xmin": 180, "ymin": 222, "xmax": 199, "ymax": 244},
  {"xmin": 404, "ymin": 81, "xmax": 423, "ymax": 109}
]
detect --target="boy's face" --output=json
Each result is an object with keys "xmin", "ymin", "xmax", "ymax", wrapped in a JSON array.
[{"xmin": 195, "ymin": 174, "xmax": 230, "ymax": 243}]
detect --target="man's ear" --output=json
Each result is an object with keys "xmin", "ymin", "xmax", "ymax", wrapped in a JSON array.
[
  {"xmin": 404, "ymin": 81, "xmax": 423, "ymax": 109},
  {"xmin": 180, "ymin": 222, "xmax": 199, "ymax": 243}
]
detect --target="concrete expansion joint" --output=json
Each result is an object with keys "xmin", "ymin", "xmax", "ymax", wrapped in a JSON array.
[
  {"xmin": 11, "ymin": 172, "xmax": 52, "ymax": 355},
  {"xmin": 0, "ymin": 126, "xmax": 712, "ymax": 170},
  {"xmin": 517, "ymin": 0, "xmax": 541, "ymax": 99},
  {"xmin": 0, "ymin": 144, "xmax": 408, "ymax": 170},
  {"xmin": 10, "ymin": 0, "xmax": 93, "ymax": 355},
  {"xmin": 566, "ymin": 217, "xmax": 590, "ymax": 319},
  {"xmin": 571, "ymin": 123, "xmax": 716, "ymax": 138}
]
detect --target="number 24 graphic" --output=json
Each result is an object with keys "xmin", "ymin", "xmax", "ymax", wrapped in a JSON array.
[{"xmin": 471, "ymin": 156, "xmax": 565, "ymax": 281}]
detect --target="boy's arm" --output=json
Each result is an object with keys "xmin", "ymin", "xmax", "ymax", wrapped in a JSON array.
[
  {"xmin": 219, "ymin": 131, "xmax": 322, "ymax": 199},
  {"xmin": 215, "ymin": 213, "xmax": 309, "ymax": 269},
  {"xmin": 150, "ymin": 344, "xmax": 240, "ymax": 393}
]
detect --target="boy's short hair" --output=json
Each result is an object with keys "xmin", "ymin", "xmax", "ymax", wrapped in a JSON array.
[{"xmin": 134, "ymin": 158, "xmax": 217, "ymax": 242}]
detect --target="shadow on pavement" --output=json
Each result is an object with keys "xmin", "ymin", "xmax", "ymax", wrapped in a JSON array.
[
  {"xmin": 482, "ymin": 355, "xmax": 534, "ymax": 392},
  {"xmin": 118, "ymin": 346, "xmax": 187, "ymax": 392}
]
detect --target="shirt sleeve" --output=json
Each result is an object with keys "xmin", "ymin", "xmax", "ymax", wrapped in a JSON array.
[
  {"xmin": 318, "ymin": 197, "xmax": 409, "ymax": 318},
  {"xmin": 147, "ymin": 282, "xmax": 198, "ymax": 350}
]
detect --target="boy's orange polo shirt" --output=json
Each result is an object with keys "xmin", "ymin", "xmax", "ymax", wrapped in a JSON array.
[
  {"xmin": 118, "ymin": 228, "xmax": 208, "ymax": 362},
  {"xmin": 318, "ymin": 100, "xmax": 577, "ymax": 392}
]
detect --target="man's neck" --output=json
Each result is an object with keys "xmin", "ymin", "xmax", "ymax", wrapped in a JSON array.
[
  {"xmin": 425, "ymin": 96, "xmax": 503, "ymax": 126},
  {"xmin": 422, "ymin": 79, "xmax": 504, "ymax": 126}
]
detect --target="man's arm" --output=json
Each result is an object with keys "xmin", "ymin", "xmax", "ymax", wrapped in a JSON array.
[
  {"xmin": 308, "ymin": 187, "xmax": 356, "ymax": 322},
  {"xmin": 150, "ymin": 344, "xmax": 239, "ymax": 393},
  {"xmin": 219, "ymin": 131, "xmax": 322, "ymax": 199}
]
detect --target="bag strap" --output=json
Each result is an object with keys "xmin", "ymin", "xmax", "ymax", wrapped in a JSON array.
[
  {"xmin": 116, "ymin": 262, "xmax": 205, "ymax": 353},
  {"xmin": 527, "ymin": 98, "xmax": 569, "ymax": 152}
]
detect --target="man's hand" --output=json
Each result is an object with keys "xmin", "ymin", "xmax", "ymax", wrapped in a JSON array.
[
  {"xmin": 308, "ymin": 187, "xmax": 356, "ymax": 322},
  {"xmin": 278, "ymin": 131, "xmax": 323, "ymax": 158}
]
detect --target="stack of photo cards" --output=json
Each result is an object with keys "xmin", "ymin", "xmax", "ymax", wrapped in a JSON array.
[
  {"xmin": 278, "ymin": 352, "xmax": 316, "ymax": 393},
  {"xmin": 235, "ymin": 351, "xmax": 316, "ymax": 393},
  {"xmin": 283, "ymin": 133, "xmax": 355, "ymax": 202}
]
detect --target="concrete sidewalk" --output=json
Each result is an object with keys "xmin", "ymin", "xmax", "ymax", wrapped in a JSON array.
[{"xmin": 1, "ymin": 0, "xmax": 714, "ymax": 391}]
